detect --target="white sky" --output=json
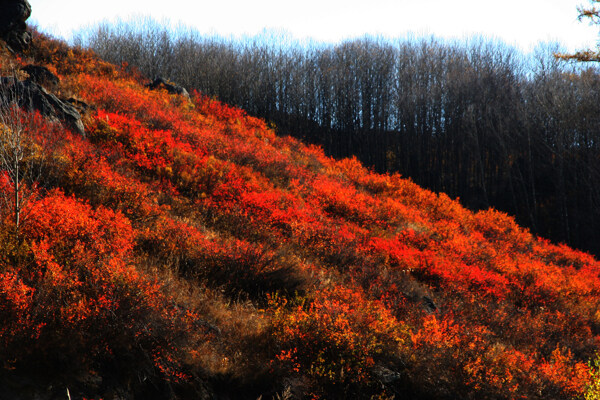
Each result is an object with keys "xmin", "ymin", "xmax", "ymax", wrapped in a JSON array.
[{"xmin": 28, "ymin": 0, "xmax": 599, "ymax": 52}]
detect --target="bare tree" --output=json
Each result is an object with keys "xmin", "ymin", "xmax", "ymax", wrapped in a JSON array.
[{"xmin": 0, "ymin": 74, "xmax": 51, "ymax": 232}]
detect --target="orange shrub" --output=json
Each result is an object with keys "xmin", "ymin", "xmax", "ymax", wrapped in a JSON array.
[
  {"xmin": 269, "ymin": 286, "xmax": 408, "ymax": 398},
  {"xmin": 0, "ymin": 190, "xmax": 196, "ymax": 383}
]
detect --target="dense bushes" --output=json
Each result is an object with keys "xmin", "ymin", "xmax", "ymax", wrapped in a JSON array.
[{"xmin": 0, "ymin": 191, "xmax": 196, "ymax": 385}]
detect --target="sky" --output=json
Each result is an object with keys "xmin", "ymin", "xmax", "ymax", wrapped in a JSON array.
[{"xmin": 28, "ymin": 0, "xmax": 599, "ymax": 53}]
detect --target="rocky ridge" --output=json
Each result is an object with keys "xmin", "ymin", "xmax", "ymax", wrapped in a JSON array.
[{"xmin": 0, "ymin": 0, "xmax": 32, "ymax": 52}]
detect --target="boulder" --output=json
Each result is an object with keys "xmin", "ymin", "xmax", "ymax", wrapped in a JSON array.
[
  {"xmin": 146, "ymin": 77, "xmax": 189, "ymax": 98},
  {"xmin": 372, "ymin": 365, "xmax": 402, "ymax": 384},
  {"xmin": 421, "ymin": 295, "xmax": 437, "ymax": 313},
  {"xmin": 0, "ymin": 0, "xmax": 32, "ymax": 52},
  {"xmin": 20, "ymin": 65, "xmax": 60, "ymax": 88},
  {"xmin": 66, "ymin": 97, "xmax": 93, "ymax": 115},
  {"xmin": 0, "ymin": 77, "xmax": 85, "ymax": 136}
]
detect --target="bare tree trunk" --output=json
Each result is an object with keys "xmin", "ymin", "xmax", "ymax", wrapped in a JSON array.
[{"xmin": 0, "ymin": 72, "xmax": 51, "ymax": 233}]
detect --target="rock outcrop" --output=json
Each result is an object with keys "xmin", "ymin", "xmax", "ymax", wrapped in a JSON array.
[
  {"xmin": 20, "ymin": 65, "xmax": 60, "ymax": 88},
  {"xmin": 66, "ymin": 97, "xmax": 93, "ymax": 115},
  {"xmin": 146, "ymin": 77, "xmax": 190, "ymax": 98},
  {"xmin": 0, "ymin": 0, "xmax": 32, "ymax": 52},
  {"xmin": 0, "ymin": 77, "xmax": 85, "ymax": 136}
]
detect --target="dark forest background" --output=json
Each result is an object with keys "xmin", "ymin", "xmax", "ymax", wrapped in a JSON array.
[{"xmin": 75, "ymin": 19, "xmax": 600, "ymax": 257}]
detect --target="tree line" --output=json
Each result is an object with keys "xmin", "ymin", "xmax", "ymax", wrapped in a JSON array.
[{"xmin": 75, "ymin": 19, "xmax": 600, "ymax": 257}]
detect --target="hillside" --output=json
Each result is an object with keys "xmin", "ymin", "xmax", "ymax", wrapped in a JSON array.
[
  {"xmin": 81, "ymin": 20, "xmax": 600, "ymax": 259},
  {"xmin": 0, "ymin": 32, "xmax": 599, "ymax": 399}
]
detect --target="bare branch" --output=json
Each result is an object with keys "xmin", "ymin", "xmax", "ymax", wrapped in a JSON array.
[{"xmin": 0, "ymin": 71, "xmax": 52, "ymax": 231}]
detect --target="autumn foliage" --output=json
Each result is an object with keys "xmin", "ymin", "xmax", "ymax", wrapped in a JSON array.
[{"xmin": 0, "ymin": 32, "xmax": 599, "ymax": 399}]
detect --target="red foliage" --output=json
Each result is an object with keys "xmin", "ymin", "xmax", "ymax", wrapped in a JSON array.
[{"xmin": 0, "ymin": 191, "xmax": 195, "ymax": 381}]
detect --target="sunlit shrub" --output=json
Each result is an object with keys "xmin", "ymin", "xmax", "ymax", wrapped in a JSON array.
[
  {"xmin": 270, "ymin": 287, "xmax": 408, "ymax": 397},
  {"xmin": 0, "ymin": 190, "xmax": 196, "ymax": 384},
  {"xmin": 585, "ymin": 354, "xmax": 600, "ymax": 400}
]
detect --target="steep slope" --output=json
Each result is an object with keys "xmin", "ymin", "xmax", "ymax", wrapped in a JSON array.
[{"xmin": 0, "ymin": 32, "xmax": 599, "ymax": 399}]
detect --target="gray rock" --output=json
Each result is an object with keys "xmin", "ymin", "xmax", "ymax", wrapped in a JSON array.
[
  {"xmin": 372, "ymin": 365, "xmax": 402, "ymax": 384},
  {"xmin": 0, "ymin": 76, "xmax": 85, "ymax": 136},
  {"xmin": 146, "ymin": 77, "xmax": 189, "ymax": 98},
  {"xmin": 422, "ymin": 295, "xmax": 437, "ymax": 313},
  {"xmin": 65, "ymin": 97, "xmax": 94, "ymax": 120},
  {"xmin": 0, "ymin": 0, "xmax": 32, "ymax": 52},
  {"xmin": 20, "ymin": 65, "xmax": 60, "ymax": 88}
]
